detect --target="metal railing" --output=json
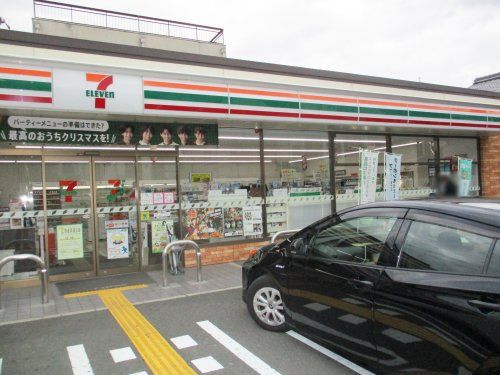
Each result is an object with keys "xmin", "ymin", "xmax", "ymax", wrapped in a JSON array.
[
  {"xmin": 162, "ymin": 240, "xmax": 202, "ymax": 288},
  {"xmin": 34, "ymin": 0, "xmax": 224, "ymax": 44},
  {"xmin": 0, "ymin": 254, "xmax": 49, "ymax": 309},
  {"xmin": 271, "ymin": 229, "xmax": 300, "ymax": 244}
]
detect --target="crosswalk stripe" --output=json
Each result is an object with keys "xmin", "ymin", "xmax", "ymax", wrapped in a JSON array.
[
  {"xmin": 197, "ymin": 320, "xmax": 281, "ymax": 375},
  {"xmin": 286, "ymin": 330, "xmax": 375, "ymax": 375},
  {"xmin": 66, "ymin": 344, "xmax": 94, "ymax": 375}
]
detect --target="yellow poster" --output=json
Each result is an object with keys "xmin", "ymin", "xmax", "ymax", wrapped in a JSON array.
[{"xmin": 56, "ymin": 224, "xmax": 84, "ymax": 260}]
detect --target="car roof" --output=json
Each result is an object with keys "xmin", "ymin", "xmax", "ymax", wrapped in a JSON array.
[{"xmin": 338, "ymin": 199, "xmax": 500, "ymax": 228}]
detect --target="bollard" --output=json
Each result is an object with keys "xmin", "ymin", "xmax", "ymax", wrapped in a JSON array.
[
  {"xmin": 271, "ymin": 229, "xmax": 300, "ymax": 244},
  {"xmin": 162, "ymin": 240, "xmax": 202, "ymax": 288},
  {"xmin": 0, "ymin": 254, "xmax": 49, "ymax": 309}
]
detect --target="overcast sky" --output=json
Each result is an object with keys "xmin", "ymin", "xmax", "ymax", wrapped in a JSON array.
[{"xmin": 1, "ymin": 0, "xmax": 499, "ymax": 87}]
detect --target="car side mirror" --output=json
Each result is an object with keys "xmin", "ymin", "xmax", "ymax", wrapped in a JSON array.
[{"xmin": 290, "ymin": 237, "xmax": 308, "ymax": 256}]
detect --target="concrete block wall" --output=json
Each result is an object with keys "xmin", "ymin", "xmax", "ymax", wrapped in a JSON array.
[{"xmin": 480, "ymin": 135, "xmax": 500, "ymax": 197}]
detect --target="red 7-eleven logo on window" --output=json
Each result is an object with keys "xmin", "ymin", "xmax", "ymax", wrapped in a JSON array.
[{"xmin": 85, "ymin": 73, "xmax": 115, "ymax": 109}]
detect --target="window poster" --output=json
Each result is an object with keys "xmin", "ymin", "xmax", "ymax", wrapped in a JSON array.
[
  {"xmin": 182, "ymin": 208, "xmax": 223, "ymax": 240},
  {"xmin": 105, "ymin": 220, "xmax": 129, "ymax": 259},
  {"xmin": 243, "ymin": 206, "xmax": 263, "ymax": 236},
  {"xmin": 151, "ymin": 219, "xmax": 175, "ymax": 254},
  {"xmin": 384, "ymin": 153, "xmax": 402, "ymax": 201},
  {"xmin": 223, "ymin": 207, "xmax": 244, "ymax": 237},
  {"xmin": 57, "ymin": 224, "xmax": 84, "ymax": 260}
]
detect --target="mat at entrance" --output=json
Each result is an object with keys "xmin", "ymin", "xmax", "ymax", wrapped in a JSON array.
[{"xmin": 55, "ymin": 272, "xmax": 155, "ymax": 295}]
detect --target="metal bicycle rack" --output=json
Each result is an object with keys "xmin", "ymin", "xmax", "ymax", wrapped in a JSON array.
[
  {"xmin": 0, "ymin": 254, "xmax": 49, "ymax": 309},
  {"xmin": 271, "ymin": 229, "xmax": 300, "ymax": 244},
  {"xmin": 162, "ymin": 240, "xmax": 202, "ymax": 288}
]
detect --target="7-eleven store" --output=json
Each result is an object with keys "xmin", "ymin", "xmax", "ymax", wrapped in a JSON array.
[{"xmin": 0, "ymin": 30, "xmax": 499, "ymax": 284}]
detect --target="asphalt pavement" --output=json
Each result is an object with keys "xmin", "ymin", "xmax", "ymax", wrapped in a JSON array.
[{"xmin": 0, "ymin": 288, "xmax": 358, "ymax": 374}]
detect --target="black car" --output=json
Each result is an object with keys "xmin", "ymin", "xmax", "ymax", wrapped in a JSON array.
[{"xmin": 242, "ymin": 201, "xmax": 500, "ymax": 374}]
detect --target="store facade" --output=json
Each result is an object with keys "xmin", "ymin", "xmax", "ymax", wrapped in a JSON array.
[{"xmin": 0, "ymin": 30, "xmax": 499, "ymax": 283}]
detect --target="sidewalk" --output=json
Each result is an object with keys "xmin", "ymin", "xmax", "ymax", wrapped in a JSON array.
[{"xmin": 0, "ymin": 262, "xmax": 242, "ymax": 325}]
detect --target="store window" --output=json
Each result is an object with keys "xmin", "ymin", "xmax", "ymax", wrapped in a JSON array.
[
  {"xmin": 0, "ymin": 155, "xmax": 43, "ymax": 281},
  {"xmin": 439, "ymin": 137, "xmax": 479, "ymax": 196},
  {"xmin": 264, "ymin": 129, "xmax": 331, "ymax": 234},
  {"xmin": 179, "ymin": 127, "xmax": 263, "ymax": 243},
  {"xmin": 391, "ymin": 136, "xmax": 436, "ymax": 198},
  {"xmin": 138, "ymin": 155, "xmax": 179, "ymax": 267},
  {"xmin": 335, "ymin": 135, "xmax": 386, "ymax": 210}
]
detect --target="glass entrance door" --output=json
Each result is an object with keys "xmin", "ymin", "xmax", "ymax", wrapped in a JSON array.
[
  {"xmin": 44, "ymin": 156, "xmax": 95, "ymax": 278},
  {"xmin": 94, "ymin": 157, "xmax": 139, "ymax": 275}
]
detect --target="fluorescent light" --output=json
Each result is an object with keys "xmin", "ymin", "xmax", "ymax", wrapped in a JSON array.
[
  {"xmin": 219, "ymin": 136, "xmax": 385, "ymax": 143},
  {"xmin": 289, "ymin": 155, "xmax": 330, "ymax": 163},
  {"xmin": 45, "ymin": 145, "xmax": 136, "ymax": 151},
  {"xmin": 181, "ymin": 148, "xmax": 259, "ymax": 152},
  {"xmin": 180, "ymin": 160, "xmax": 271, "ymax": 163},
  {"xmin": 138, "ymin": 160, "xmax": 176, "ymax": 164},
  {"xmin": 179, "ymin": 154, "xmax": 303, "ymax": 159},
  {"xmin": 335, "ymin": 139, "xmax": 386, "ymax": 143},
  {"xmin": 15, "ymin": 145, "xmax": 42, "ymax": 149},
  {"xmin": 94, "ymin": 160, "xmax": 135, "ymax": 164},
  {"xmin": 391, "ymin": 142, "xmax": 419, "ymax": 149}
]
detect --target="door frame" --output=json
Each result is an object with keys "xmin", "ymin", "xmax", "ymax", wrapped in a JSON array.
[{"xmin": 1, "ymin": 147, "xmax": 178, "ymax": 280}]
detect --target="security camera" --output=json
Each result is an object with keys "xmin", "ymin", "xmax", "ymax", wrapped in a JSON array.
[{"xmin": 254, "ymin": 125, "xmax": 260, "ymax": 134}]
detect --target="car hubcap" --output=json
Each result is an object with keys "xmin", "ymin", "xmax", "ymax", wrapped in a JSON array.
[{"xmin": 253, "ymin": 286, "xmax": 285, "ymax": 326}]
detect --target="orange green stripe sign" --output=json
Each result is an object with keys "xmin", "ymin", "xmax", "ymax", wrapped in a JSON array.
[
  {"xmin": 0, "ymin": 66, "xmax": 52, "ymax": 104},
  {"xmin": 143, "ymin": 79, "xmax": 500, "ymax": 130}
]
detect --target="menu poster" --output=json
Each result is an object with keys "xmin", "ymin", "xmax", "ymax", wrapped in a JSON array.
[
  {"xmin": 151, "ymin": 219, "xmax": 175, "ymax": 254},
  {"xmin": 106, "ymin": 228, "xmax": 129, "ymax": 259},
  {"xmin": 182, "ymin": 208, "xmax": 223, "ymax": 240},
  {"xmin": 223, "ymin": 207, "xmax": 243, "ymax": 237},
  {"xmin": 57, "ymin": 224, "xmax": 84, "ymax": 260},
  {"xmin": 163, "ymin": 192, "xmax": 175, "ymax": 204},
  {"xmin": 141, "ymin": 192, "xmax": 154, "ymax": 205},
  {"xmin": 243, "ymin": 206, "xmax": 263, "ymax": 236},
  {"xmin": 153, "ymin": 192, "xmax": 164, "ymax": 204}
]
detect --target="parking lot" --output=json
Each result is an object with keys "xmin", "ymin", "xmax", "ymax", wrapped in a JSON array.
[{"xmin": 0, "ymin": 287, "xmax": 360, "ymax": 375}]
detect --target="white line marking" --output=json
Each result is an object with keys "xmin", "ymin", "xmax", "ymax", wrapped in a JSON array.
[
  {"xmin": 191, "ymin": 356, "xmax": 224, "ymax": 373},
  {"xmin": 109, "ymin": 347, "xmax": 137, "ymax": 363},
  {"xmin": 129, "ymin": 372, "xmax": 148, "ymax": 375},
  {"xmin": 197, "ymin": 320, "xmax": 281, "ymax": 375},
  {"xmin": 66, "ymin": 344, "xmax": 94, "ymax": 375},
  {"xmin": 286, "ymin": 331, "xmax": 375, "ymax": 375},
  {"xmin": 0, "ymin": 357, "xmax": 3, "ymax": 375},
  {"xmin": 171, "ymin": 335, "xmax": 198, "ymax": 349}
]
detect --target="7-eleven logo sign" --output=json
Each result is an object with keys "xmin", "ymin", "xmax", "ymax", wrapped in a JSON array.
[{"xmin": 85, "ymin": 73, "xmax": 115, "ymax": 109}]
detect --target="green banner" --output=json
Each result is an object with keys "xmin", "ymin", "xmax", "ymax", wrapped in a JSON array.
[{"xmin": 0, "ymin": 116, "xmax": 218, "ymax": 146}]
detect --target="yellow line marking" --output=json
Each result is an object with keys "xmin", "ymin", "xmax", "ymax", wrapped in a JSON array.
[
  {"xmin": 65, "ymin": 284, "xmax": 195, "ymax": 375},
  {"xmin": 64, "ymin": 284, "xmax": 148, "ymax": 299}
]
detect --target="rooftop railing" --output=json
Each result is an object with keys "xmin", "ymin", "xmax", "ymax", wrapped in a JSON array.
[{"xmin": 33, "ymin": 0, "xmax": 224, "ymax": 44}]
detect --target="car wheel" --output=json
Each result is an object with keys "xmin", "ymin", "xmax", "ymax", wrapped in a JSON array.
[{"xmin": 246, "ymin": 274, "xmax": 287, "ymax": 332}]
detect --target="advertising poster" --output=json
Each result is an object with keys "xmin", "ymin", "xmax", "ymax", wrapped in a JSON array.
[
  {"xmin": 384, "ymin": 153, "xmax": 402, "ymax": 201},
  {"xmin": 151, "ymin": 219, "xmax": 175, "ymax": 254},
  {"xmin": 106, "ymin": 228, "xmax": 129, "ymax": 259},
  {"xmin": 223, "ymin": 207, "xmax": 244, "ymax": 237},
  {"xmin": 359, "ymin": 151, "xmax": 379, "ymax": 204},
  {"xmin": 0, "ymin": 116, "xmax": 218, "ymax": 147},
  {"xmin": 243, "ymin": 206, "xmax": 263, "ymax": 236},
  {"xmin": 182, "ymin": 208, "xmax": 223, "ymax": 240},
  {"xmin": 105, "ymin": 220, "xmax": 129, "ymax": 259},
  {"xmin": 458, "ymin": 158, "xmax": 473, "ymax": 197},
  {"xmin": 190, "ymin": 173, "xmax": 212, "ymax": 183},
  {"xmin": 57, "ymin": 224, "xmax": 84, "ymax": 260}
]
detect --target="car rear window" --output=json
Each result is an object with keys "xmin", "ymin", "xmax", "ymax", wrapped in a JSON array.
[{"xmin": 399, "ymin": 221, "xmax": 493, "ymax": 274}]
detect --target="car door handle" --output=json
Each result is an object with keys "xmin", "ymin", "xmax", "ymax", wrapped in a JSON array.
[
  {"xmin": 349, "ymin": 279, "xmax": 374, "ymax": 288},
  {"xmin": 468, "ymin": 299, "xmax": 500, "ymax": 313}
]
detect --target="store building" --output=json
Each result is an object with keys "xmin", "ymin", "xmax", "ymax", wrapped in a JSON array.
[{"xmin": 0, "ymin": 1, "xmax": 499, "ymax": 284}]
